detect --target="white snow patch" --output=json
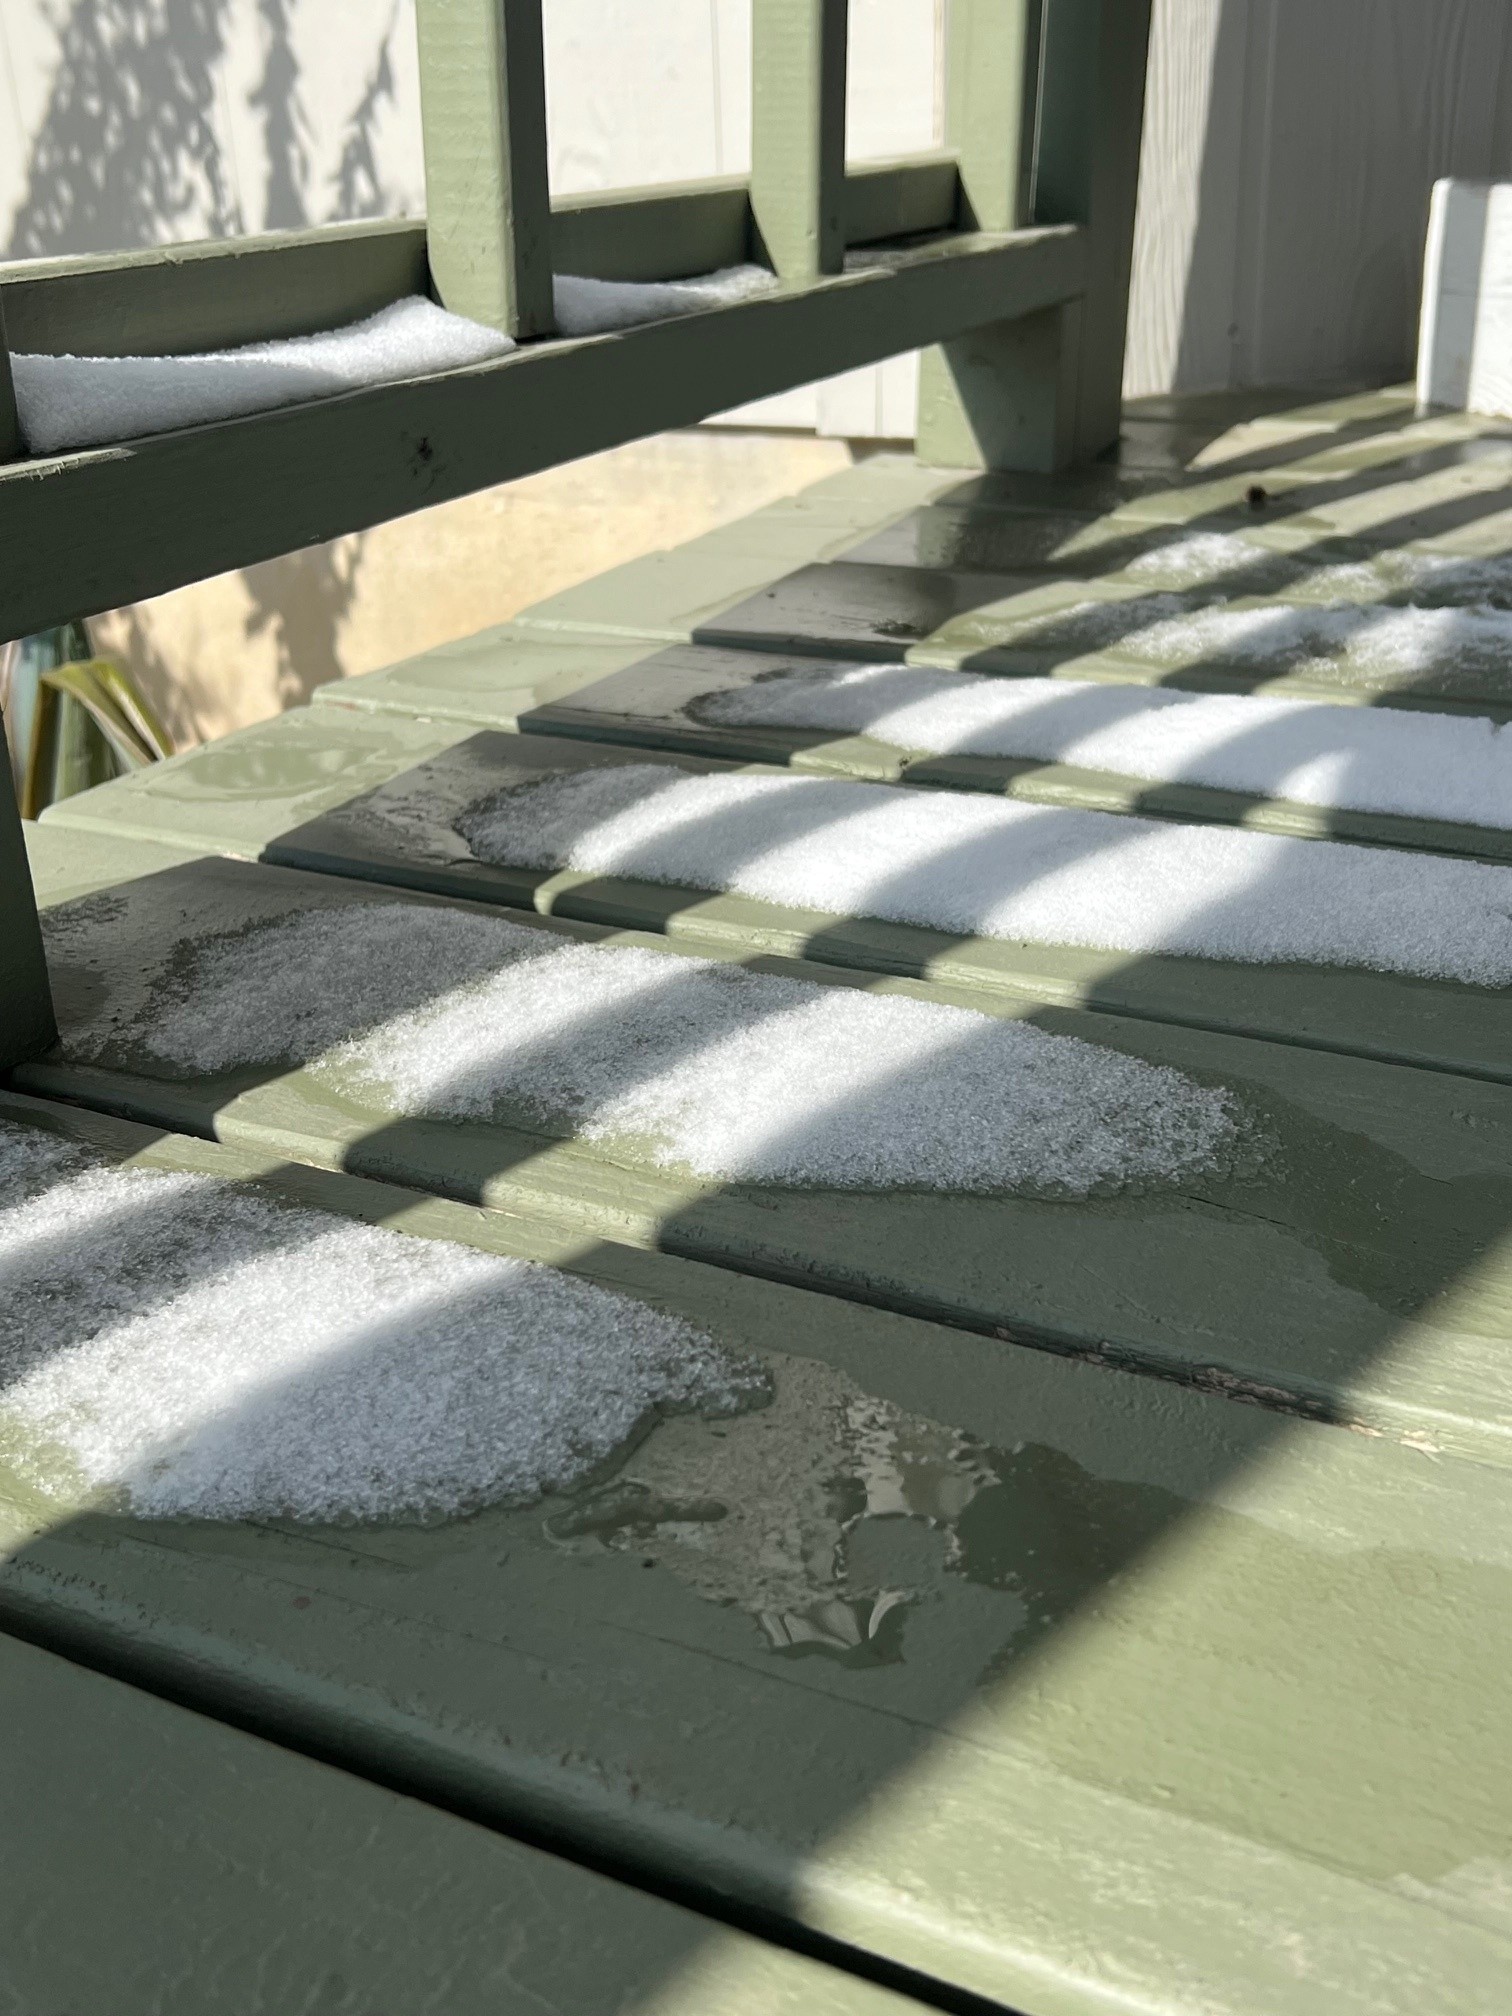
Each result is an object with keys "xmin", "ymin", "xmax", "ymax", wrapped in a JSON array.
[
  {"xmin": 553, "ymin": 265, "xmax": 776, "ymax": 337},
  {"xmin": 12, "ymin": 297, "xmax": 514, "ymax": 455},
  {"xmin": 114, "ymin": 905, "xmax": 1238, "ymax": 1196},
  {"xmin": 692, "ymin": 663, "xmax": 1512, "ymax": 829},
  {"xmin": 0, "ymin": 1121, "xmax": 753, "ymax": 1522},
  {"xmin": 459, "ymin": 765, "xmax": 1512, "ymax": 986},
  {"xmin": 1038, "ymin": 595, "xmax": 1512, "ymax": 681}
]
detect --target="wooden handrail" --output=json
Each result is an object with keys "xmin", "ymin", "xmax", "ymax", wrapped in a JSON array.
[
  {"xmin": 0, "ymin": 157, "xmax": 961, "ymax": 366},
  {"xmin": 414, "ymin": 0, "xmax": 553, "ymax": 337},
  {"xmin": 0, "ymin": 221, "xmax": 1082, "ymax": 645}
]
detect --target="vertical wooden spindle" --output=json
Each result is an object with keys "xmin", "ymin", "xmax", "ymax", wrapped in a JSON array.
[
  {"xmin": 750, "ymin": 0, "xmax": 849, "ymax": 282},
  {"xmin": 917, "ymin": 0, "xmax": 1152, "ymax": 472},
  {"xmin": 414, "ymin": 0, "xmax": 554, "ymax": 337}
]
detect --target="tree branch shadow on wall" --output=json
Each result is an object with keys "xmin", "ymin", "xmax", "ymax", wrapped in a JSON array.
[{"xmin": 9, "ymin": 0, "xmax": 410, "ymax": 728}]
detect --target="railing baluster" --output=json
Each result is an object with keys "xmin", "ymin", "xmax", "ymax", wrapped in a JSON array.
[
  {"xmin": 414, "ymin": 0, "xmax": 554, "ymax": 337},
  {"xmin": 946, "ymin": 0, "xmax": 1043, "ymax": 234},
  {"xmin": 0, "ymin": 296, "xmax": 22, "ymax": 463},
  {"xmin": 918, "ymin": 0, "xmax": 1151, "ymax": 472},
  {"xmin": 750, "ymin": 0, "xmax": 849, "ymax": 282}
]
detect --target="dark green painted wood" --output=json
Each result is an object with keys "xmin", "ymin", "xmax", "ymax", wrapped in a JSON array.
[
  {"xmin": 39, "ymin": 707, "xmax": 1512, "ymax": 1086},
  {"xmin": 0, "ymin": 735, "xmax": 56, "ymax": 1070},
  {"xmin": 415, "ymin": 0, "xmax": 554, "ymax": 337},
  {"xmin": 0, "ymin": 223, "xmax": 1081, "ymax": 639},
  {"xmin": 0, "ymin": 1631, "xmax": 907, "ymax": 2016},
  {"xmin": 751, "ymin": 0, "xmax": 849, "ymax": 281},
  {"xmin": 19, "ymin": 824, "xmax": 1512, "ymax": 1463},
  {"xmin": 0, "ymin": 1093, "xmax": 1508, "ymax": 2014}
]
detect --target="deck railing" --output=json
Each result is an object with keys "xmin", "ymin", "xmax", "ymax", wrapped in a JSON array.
[{"xmin": 0, "ymin": 0, "xmax": 1151, "ymax": 1069}]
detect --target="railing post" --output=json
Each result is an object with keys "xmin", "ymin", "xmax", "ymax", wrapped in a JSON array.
[
  {"xmin": 917, "ymin": 0, "xmax": 1152, "ymax": 472},
  {"xmin": 0, "ymin": 296, "xmax": 22, "ymax": 462},
  {"xmin": 750, "ymin": 0, "xmax": 849, "ymax": 282},
  {"xmin": 414, "ymin": 0, "xmax": 554, "ymax": 337},
  {"xmin": 0, "ymin": 719, "xmax": 58, "ymax": 1071}
]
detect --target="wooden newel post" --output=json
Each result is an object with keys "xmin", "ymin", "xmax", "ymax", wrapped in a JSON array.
[
  {"xmin": 414, "ymin": 0, "xmax": 554, "ymax": 338},
  {"xmin": 750, "ymin": 0, "xmax": 849, "ymax": 282},
  {"xmin": 917, "ymin": 0, "xmax": 1152, "ymax": 473}
]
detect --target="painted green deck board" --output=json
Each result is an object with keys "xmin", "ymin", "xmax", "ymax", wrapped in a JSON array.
[
  {"xmin": 0, "ymin": 1094, "xmax": 1509, "ymax": 2016},
  {"xmin": 0, "ymin": 1630, "xmax": 908, "ymax": 2016},
  {"xmin": 60, "ymin": 675, "xmax": 1512, "ymax": 866},
  {"xmin": 17, "ymin": 823, "xmax": 1512, "ymax": 1466},
  {"xmin": 41, "ymin": 710, "xmax": 1512, "ymax": 1090}
]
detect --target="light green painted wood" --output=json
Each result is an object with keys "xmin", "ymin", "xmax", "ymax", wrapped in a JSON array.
[
  {"xmin": 1, "ymin": 158, "xmax": 960, "ymax": 368},
  {"xmin": 0, "ymin": 1093, "xmax": 1509, "ymax": 2014},
  {"xmin": 751, "ymin": 0, "xmax": 849, "ymax": 281},
  {"xmin": 0, "ymin": 735, "xmax": 55, "ymax": 1071},
  {"xmin": 919, "ymin": 0, "xmax": 1153, "ymax": 472},
  {"xmin": 414, "ymin": 0, "xmax": 554, "ymax": 338},
  {"xmin": 0, "ymin": 222, "xmax": 1080, "ymax": 639},
  {"xmin": 0, "ymin": 1631, "xmax": 910, "ymax": 2016},
  {"xmin": 40, "ymin": 709, "xmax": 1512, "ymax": 1086},
  {"xmin": 18, "ymin": 823, "xmax": 1512, "ymax": 1466}
]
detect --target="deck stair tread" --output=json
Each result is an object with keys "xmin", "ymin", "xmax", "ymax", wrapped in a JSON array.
[
  {"xmin": 41, "ymin": 709, "xmax": 1512, "ymax": 1084},
  {"xmin": 0, "ymin": 1092, "xmax": 1510, "ymax": 2016}
]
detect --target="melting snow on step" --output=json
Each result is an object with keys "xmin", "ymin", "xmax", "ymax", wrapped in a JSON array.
[
  {"xmin": 0, "ymin": 1121, "xmax": 754, "ymax": 1522},
  {"xmin": 459, "ymin": 765, "xmax": 1512, "ymax": 986},
  {"xmin": 95, "ymin": 903, "xmax": 1238, "ymax": 1196},
  {"xmin": 692, "ymin": 663, "xmax": 1512, "ymax": 829}
]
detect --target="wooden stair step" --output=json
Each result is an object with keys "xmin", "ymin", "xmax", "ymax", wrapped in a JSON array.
[{"xmin": 1, "ymin": 1093, "xmax": 1508, "ymax": 2016}]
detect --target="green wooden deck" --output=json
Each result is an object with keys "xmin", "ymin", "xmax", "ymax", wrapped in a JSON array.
[{"xmin": 8, "ymin": 387, "xmax": 1512, "ymax": 2012}]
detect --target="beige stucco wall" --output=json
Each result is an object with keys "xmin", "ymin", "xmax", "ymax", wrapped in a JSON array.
[{"xmin": 88, "ymin": 429, "xmax": 854, "ymax": 750}]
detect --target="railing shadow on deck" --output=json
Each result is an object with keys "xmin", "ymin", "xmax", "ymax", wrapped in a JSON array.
[{"xmin": 5, "ymin": 650, "xmax": 1509, "ymax": 2000}]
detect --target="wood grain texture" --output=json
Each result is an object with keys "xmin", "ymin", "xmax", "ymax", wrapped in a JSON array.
[
  {"xmin": 415, "ymin": 0, "xmax": 554, "ymax": 336},
  {"xmin": 0, "ymin": 1091, "xmax": 1509, "ymax": 2014},
  {"xmin": 0, "ymin": 1630, "xmax": 910, "ymax": 2016}
]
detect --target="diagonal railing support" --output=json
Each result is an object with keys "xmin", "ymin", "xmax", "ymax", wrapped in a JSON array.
[
  {"xmin": 414, "ymin": 0, "xmax": 554, "ymax": 337},
  {"xmin": 750, "ymin": 0, "xmax": 850, "ymax": 282}
]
